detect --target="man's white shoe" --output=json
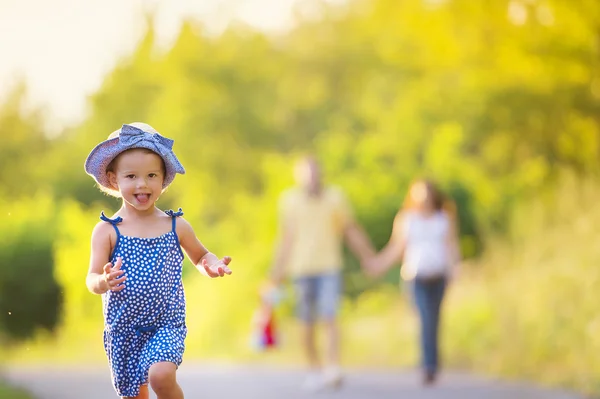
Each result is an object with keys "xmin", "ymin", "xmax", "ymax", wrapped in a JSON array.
[
  {"xmin": 302, "ymin": 368, "xmax": 344, "ymax": 392},
  {"xmin": 322, "ymin": 367, "xmax": 344, "ymax": 390},
  {"xmin": 302, "ymin": 372, "xmax": 325, "ymax": 392}
]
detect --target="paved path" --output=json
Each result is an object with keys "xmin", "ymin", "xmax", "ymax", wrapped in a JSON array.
[{"xmin": 5, "ymin": 363, "xmax": 583, "ymax": 399}]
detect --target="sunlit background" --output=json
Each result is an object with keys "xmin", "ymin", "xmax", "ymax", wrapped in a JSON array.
[{"xmin": 0, "ymin": 0, "xmax": 598, "ymax": 397}]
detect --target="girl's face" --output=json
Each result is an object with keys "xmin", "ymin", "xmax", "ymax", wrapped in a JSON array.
[
  {"xmin": 409, "ymin": 181, "xmax": 434, "ymax": 212},
  {"xmin": 108, "ymin": 149, "xmax": 165, "ymax": 212}
]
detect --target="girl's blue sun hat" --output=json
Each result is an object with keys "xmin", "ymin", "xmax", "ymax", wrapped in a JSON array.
[{"xmin": 84, "ymin": 122, "xmax": 185, "ymax": 191}]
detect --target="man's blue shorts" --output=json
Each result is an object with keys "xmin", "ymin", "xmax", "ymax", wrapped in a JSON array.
[{"xmin": 293, "ymin": 272, "xmax": 341, "ymax": 323}]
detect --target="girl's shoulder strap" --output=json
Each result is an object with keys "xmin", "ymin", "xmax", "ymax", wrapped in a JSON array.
[
  {"xmin": 164, "ymin": 208, "xmax": 184, "ymax": 218},
  {"xmin": 100, "ymin": 211, "xmax": 123, "ymax": 225},
  {"xmin": 100, "ymin": 211, "xmax": 122, "ymax": 235},
  {"xmin": 164, "ymin": 208, "xmax": 184, "ymax": 231}
]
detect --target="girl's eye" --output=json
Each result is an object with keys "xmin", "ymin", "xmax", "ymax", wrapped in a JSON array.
[
  {"xmin": 149, "ymin": 173, "xmax": 157, "ymax": 178},
  {"xmin": 126, "ymin": 174, "xmax": 135, "ymax": 179}
]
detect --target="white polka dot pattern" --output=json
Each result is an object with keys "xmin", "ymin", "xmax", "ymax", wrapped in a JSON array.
[{"xmin": 100, "ymin": 212, "xmax": 187, "ymax": 397}]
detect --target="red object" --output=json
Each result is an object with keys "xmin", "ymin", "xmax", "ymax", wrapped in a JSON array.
[
  {"xmin": 251, "ymin": 303, "xmax": 278, "ymax": 350},
  {"xmin": 251, "ymin": 283, "xmax": 282, "ymax": 351},
  {"xmin": 263, "ymin": 311, "xmax": 276, "ymax": 347}
]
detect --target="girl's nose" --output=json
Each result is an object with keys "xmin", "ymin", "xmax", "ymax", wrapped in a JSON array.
[{"xmin": 136, "ymin": 177, "xmax": 148, "ymax": 188}]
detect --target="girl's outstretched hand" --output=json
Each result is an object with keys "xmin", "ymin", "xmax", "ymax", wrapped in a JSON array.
[
  {"xmin": 201, "ymin": 256, "xmax": 233, "ymax": 278},
  {"xmin": 103, "ymin": 257, "xmax": 126, "ymax": 292}
]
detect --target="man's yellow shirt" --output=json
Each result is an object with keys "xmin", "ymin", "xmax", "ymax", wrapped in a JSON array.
[{"xmin": 278, "ymin": 186, "xmax": 354, "ymax": 278}]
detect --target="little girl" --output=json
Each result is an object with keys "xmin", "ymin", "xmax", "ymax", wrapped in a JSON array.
[{"xmin": 84, "ymin": 122, "xmax": 232, "ymax": 399}]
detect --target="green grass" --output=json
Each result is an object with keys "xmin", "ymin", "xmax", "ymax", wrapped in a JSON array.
[
  {"xmin": 439, "ymin": 174, "xmax": 600, "ymax": 397},
  {"xmin": 0, "ymin": 381, "xmax": 34, "ymax": 399}
]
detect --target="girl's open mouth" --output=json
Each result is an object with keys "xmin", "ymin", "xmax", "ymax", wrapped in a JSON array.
[{"xmin": 134, "ymin": 194, "xmax": 150, "ymax": 204}]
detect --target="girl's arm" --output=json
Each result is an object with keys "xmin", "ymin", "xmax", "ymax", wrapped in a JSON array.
[
  {"xmin": 177, "ymin": 218, "xmax": 232, "ymax": 278},
  {"xmin": 366, "ymin": 212, "xmax": 407, "ymax": 276},
  {"xmin": 86, "ymin": 222, "xmax": 125, "ymax": 294}
]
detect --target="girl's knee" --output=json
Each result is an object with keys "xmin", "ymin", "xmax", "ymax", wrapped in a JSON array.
[{"xmin": 149, "ymin": 362, "xmax": 177, "ymax": 393}]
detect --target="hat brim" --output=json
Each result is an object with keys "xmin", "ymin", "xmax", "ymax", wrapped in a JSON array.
[{"xmin": 84, "ymin": 136, "xmax": 185, "ymax": 191}]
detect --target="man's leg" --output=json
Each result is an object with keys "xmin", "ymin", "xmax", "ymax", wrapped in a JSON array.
[
  {"xmin": 301, "ymin": 321, "xmax": 320, "ymax": 369},
  {"xmin": 295, "ymin": 277, "xmax": 320, "ymax": 369},
  {"xmin": 323, "ymin": 319, "xmax": 340, "ymax": 369},
  {"xmin": 318, "ymin": 273, "xmax": 343, "ymax": 388}
]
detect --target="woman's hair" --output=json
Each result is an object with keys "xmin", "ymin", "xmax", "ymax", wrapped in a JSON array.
[{"xmin": 403, "ymin": 179, "xmax": 457, "ymax": 220}]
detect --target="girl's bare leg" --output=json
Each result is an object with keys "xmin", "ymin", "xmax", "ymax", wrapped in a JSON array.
[
  {"xmin": 123, "ymin": 383, "xmax": 149, "ymax": 399},
  {"xmin": 149, "ymin": 362, "xmax": 184, "ymax": 399}
]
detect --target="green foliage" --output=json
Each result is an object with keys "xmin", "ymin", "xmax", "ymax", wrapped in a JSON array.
[
  {"xmin": 0, "ymin": 381, "xmax": 34, "ymax": 399},
  {"xmin": 37, "ymin": 0, "xmax": 600, "ymax": 247},
  {"xmin": 0, "ymin": 84, "xmax": 51, "ymax": 199},
  {"xmin": 0, "ymin": 196, "xmax": 62, "ymax": 342},
  {"xmin": 1, "ymin": 0, "xmax": 599, "ymax": 396},
  {"xmin": 442, "ymin": 172, "xmax": 600, "ymax": 395}
]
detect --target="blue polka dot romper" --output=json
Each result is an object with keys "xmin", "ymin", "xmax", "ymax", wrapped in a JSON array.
[{"xmin": 100, "ymin": 209, "xmax": 187, "ymax": 397}]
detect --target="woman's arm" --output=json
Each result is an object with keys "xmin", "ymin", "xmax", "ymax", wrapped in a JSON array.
[
  {"xmin": 445, "ymin": 210, "xmax": 462, "ymax": 278},
  {"xmin": 367, "ymin": 212, "xmax": 407, "ymax": 276}
]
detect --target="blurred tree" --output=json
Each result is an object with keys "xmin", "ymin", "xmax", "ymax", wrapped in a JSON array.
[
  {"xmin": 0, "ymin": 83, "xmax": 51, "ymax": 198},
  {"xmin": 0, "ymin": 87, "xmax": 62, "ymax": 342},
  {"xmin": 0, "ymin": 0, "xmax": 595, "ymax": 392},
  {"xmin": 3, "ymin": 0, "xmax": 599, "ymax": 314}
]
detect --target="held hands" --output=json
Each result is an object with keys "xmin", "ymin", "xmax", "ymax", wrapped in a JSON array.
[
  {"xmin": 102, "ymin": 257, "xmax": 126, "ymax": 292},
  {"xmin": 363, "ymin": 257, "xmax": 386, "ymax": 278},
  {"xmin": 201, "ymin": 256, "xmax": 233, "ymax": 278}
]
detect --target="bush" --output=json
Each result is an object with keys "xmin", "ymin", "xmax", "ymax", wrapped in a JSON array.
[
  {"xmin": 443, "ymin": 172, "xmax": 600, "ymax": 396},
  {"xmin": 0, "ymin": 196, "xmax": 62, "ymax": 342}
]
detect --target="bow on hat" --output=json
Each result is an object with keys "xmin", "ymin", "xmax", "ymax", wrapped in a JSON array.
[{"xmin": 120, "ymin": 124, "xmax": 175, "ymax": 157}]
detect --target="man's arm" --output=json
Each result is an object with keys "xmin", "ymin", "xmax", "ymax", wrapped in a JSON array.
[
  {"xmin": 271, "ymin": 222, "xmax": 294, "ymax": 285},
  {"xmin": 337, "ymin": 188, "xmax": 375, "ymax": 263},
  {"xmin": 344, "ymin": 221, "xmax": 376, "ymax": 263}
]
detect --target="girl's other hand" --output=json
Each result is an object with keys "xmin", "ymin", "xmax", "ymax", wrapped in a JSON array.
[
  {"xmin": 103, "ymin": 257, "xmax": 126, "ymax": 292},
  {"xmin": 201, "ymin": 256, "xmax": 233, "ymax": 278}
]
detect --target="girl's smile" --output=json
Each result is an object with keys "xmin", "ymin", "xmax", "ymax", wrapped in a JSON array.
[
  {"xmin": 134, "ymin": 193, "xmax": 151, "ymax": 205},
  {"xmin": 108, "ymin": 149, "xmax": 166, "ymax": 212}
]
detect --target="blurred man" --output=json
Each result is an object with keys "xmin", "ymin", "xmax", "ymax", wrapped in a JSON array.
[{"xmin": 270, "ymin": 155, "xmax": 374, "ymax": 392}]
